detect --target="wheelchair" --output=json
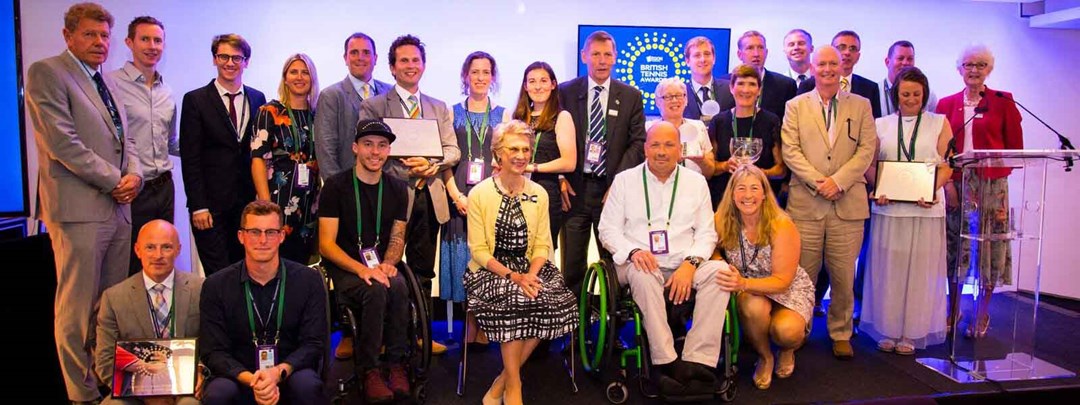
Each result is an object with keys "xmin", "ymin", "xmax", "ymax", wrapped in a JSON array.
[
  {"xmin": 578, "ymin": 260, "xmax": 740, "ymax": 403},
  {"xmin": 315, "ymin": 261, "xmax": 432, "ymax": 404}
]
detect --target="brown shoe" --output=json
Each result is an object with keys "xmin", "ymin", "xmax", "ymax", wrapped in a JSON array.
[
  {"xmin": 335, "ymin": 336, "xmax": 354, "ymax": 360},
  {"xmin": 832, "ymin": 340, "xmax": 854, "ymax": 360},
  {"xmin": 363, "ymin": 369, "xmax": 394, "ymax": 403},
  {"xmin": 388, "ymin": 364, "xmax": 411, "ymax": 397}
]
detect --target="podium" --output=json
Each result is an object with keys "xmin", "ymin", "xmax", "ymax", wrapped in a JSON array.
[{"xmin": 918, "ymin": 149, "xmax": 1078, "ymax": 383}]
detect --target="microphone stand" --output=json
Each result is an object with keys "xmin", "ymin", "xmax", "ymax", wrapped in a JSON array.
[{"xmin": 995, "ymin": 91, "xmax": 1075, "ymax": 172}]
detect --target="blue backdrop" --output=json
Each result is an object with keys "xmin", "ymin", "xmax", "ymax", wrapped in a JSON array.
[{"xmin": 0, "ymin": 0, "xmax": 27, "ymax": 216}]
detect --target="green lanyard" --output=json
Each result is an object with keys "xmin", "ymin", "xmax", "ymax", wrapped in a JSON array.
[
  {"xmin": 731, "ymin": 108, "xmax": 757, "ymax": 139},
  {"xmin": 146, "ymin": 285, "xmax": 176, "ymax": 338},
  {"xmin": 285, "ymin": 106, "xmax": 303, "ymax": 155},
  {"xmin": 642, "ymin": 166, "xmax": 680, "ymax": 229},
  {"xmin": 353, "ymin": 168, "xmax": 384, "ymax": 249},
  {"xmin": 897, "ymin": 112, "xmax": 923, "ymax": 162},
  {"xmin": 464, "ymin": 98, "xmax": 491, "ymax": 161},
  {"xmin": 244, "ymin": 261, "xmax": 287, "ymax": 346},
  {"xmin": 820, "ymin": 94, "xmax": 838, "ymax": 131}
]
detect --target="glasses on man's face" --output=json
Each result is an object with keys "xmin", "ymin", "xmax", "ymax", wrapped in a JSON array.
[
  {"xmin": 659, "ymin": 94, "xmax": 686, "ymax": 102},
  {"xmin": 962, "ymin": 62, "xmax": 989, "ymax": 71},
  {"xmin": 835, "ymin": 44, "xmax": 860, "ymax": 53},
  {"xmin": 241, "ymin": 228, "xmax": 283, "ymax": 238},
  {"xmin": 215, "ymin": 54, "xmax": 247, "ymax": 64}
]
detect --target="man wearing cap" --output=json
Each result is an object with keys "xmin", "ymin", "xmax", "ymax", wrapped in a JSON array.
[{"xmin": 318, "ymin": 119, "xmax": 411, "ymax": 403}]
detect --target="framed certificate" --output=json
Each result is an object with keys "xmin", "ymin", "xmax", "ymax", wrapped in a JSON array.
[
  {"xmin": 113, "ymin": 338, "xmax": 198, "ymax": 398},
  {"xmin": 382, "ymin": 118, "xmax": 445, "ymax": 158},
  {"xmin": 875, "ymin": 160, "xmax": 937, "ymax": 203}
]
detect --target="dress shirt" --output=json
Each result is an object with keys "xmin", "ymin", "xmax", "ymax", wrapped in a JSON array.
[
  {"xmin": 816, "ymin": 89, "xmax": 839, "ymax": 147},
  {"xmin": 141, "ymin": 270, "xmax": 176, "ymax": 311},
  {"xmin": 66, "ymin": 49, "xmax": 99, "ymax": 80},
  {"xmin": 395, "ymin": 85, "xmax": 422, "ymax": 117},
  {"xmin": 691, "ymin": 77, "xmax": 713, "ymax": 103},
  {"xmin": 879, "ymin": 77, "xmax": 938, "ymax": 116},
  {"xmin": 347, "ymin": 74, "xmax": 375, "ymax": 99},
  {"xmin": 109, "ymin": 62, "xmax": 178, "ymax": 180},
  {"xmin": 588, "ymin": 76, "xmax": 611, "ymax": 116},
  {"xmin": 788, "ymin": 67, "xmax": 811, "ymax": 87},
  {"xmin": 598, "ymin": 162, "xmax": 717, "ymax": 269},
  {"xmin": 213, "ymin": 79, "xmax": 250, "ymax": 140}
]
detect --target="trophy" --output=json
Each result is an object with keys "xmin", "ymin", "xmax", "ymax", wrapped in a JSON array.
[{"xmin": 729, "ymin": 137, "xmax": 763, "ymax": 166}]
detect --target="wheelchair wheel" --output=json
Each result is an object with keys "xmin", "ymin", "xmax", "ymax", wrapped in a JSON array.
[
  {"xmin": 579, "ymin": 261, "xmax": 616, "ymax": 374},
  {"xmin": 719, "ymin": 380, "xmax": 737, "ymax": 402},
  {"xmin": 401, "ymin": 265, "xmax": 432, "ymax": 374},
  {"xmin": 606, "ymin": 381, "xmax": 629, "ymax": 404}
]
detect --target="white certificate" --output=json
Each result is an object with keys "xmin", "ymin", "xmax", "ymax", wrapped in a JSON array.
[
  {"xmin": 382, "ymin": 118, "xmax": 445, "ymax": 158},
  {"xmin": 875, "ymin": 160, "xmax": 937, "ymax": 203}
]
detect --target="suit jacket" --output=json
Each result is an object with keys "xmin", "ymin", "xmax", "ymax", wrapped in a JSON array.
[
  {"xmin": 759, "ymin": 70, "xmax": 798, "ymax": 121},
  {"xmin": 94, "ymin": 271, "xmax": 203, "ymax": 386},
  {"xmin": 935, "ymin": 87, "xmax": 1023, "ymax": 180},
  {"xmin": 358, "ymin": 86, "xmax": 460, "ymax": 224},
  {"xmin": 179, "ymin": 80, "xmax": 266, "ymax": 214},
  {"xmin": 557, "ymin": 76, "xmax": 646, "ymax": 191},
  {"xmin": 26, "ymin": 52, "xmax": 140, "ymax": 223},
  {"xmin": 683, "ymin": 76, "xmax": 735, "ymax": 121},
  {"xmin": 314, "ymin": 76, "xmax": 393, "ymax": 180},
  {"xmin": 798, "ymin": 74, "xmax": 882, "ymax": 118},
  {"xmin": 781, "ymin": 90, "xmax": 878, "ymax": 221}
]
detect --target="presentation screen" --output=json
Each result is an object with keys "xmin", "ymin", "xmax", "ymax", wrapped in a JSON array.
[
  {"xmin": 0, "ymin": 0, "xmax": 27, "ymax": 216},
  {"xmin": 577, "ymin": 24, "xmax": 731, "ymax": 117}
]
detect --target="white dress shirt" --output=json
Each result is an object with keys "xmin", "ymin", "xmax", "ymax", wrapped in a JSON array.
[
  {"xmin": 691, "ymin": 77, "xmax": 713, "ymax": 103},
  {"xmin": 599, "ymin": 163, "xmax": 717, "ymax": 270},
  {"xmin": 213, "ymin": 79, "xmax": 250, "ymax": 140},
  {"xmin": 587, "ymin": 76, "xmax": 611, "ymax": 115},
  {"xmin": 395, "ymin": 85, "xmax": 422, "ymax": 117}
]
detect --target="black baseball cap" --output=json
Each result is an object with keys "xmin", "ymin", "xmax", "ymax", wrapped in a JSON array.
[{"xmin": 354, "ymin": 119, "xmax": 396, "ymax": 143}]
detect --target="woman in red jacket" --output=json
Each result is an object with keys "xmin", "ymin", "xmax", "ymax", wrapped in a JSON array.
[{"xmin": 935, "ymin": 45, "xmax": 1023, "ymax": 339}]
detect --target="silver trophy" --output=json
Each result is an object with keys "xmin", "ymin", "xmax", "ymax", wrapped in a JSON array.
[{"xmin": 729, "ymin": 137, "xmax": 763, "ymax": 166}]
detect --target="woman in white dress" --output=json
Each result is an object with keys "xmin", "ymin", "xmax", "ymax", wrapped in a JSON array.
[
  {"xmin": 646, "ymin": 77, "xmax": 716, "ymax": 176},
  {"xmin": 863, "ymin": 66, "xmax": 954, "ymax": 355}
]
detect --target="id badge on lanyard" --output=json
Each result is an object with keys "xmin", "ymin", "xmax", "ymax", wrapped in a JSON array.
[
  {"xmin": 296, "ymin": 163, "xmax": 310, "ymax": 188},
  {"xmin": 257, "ymin": 344, "xmax": 277, "ymax": 370},
  {"xmin": 649, "ymin": 230, "xmax": 669, "ymax": 255},
  {"xmin": 586, "ymin": 142, "xmax": 604, "ymax": 164},
  {"xmin": 360, "ymin": 246, "xmax": 382, "ymax": 268},
  {"xmin": 467, "ymin": 158, "xmax": 485, "ymax": 185}
]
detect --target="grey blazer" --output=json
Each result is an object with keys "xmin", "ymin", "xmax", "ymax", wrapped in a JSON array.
[
  {"xmin": 314, "ymin": 76, "xmax": 393, "ymax": 180},
  {"xmin": 94, "ymin": 270, "xmax": 203, "ymax": 386},
  {"xmin": 358, "ymin": 87, "xmax": 460, "ymax": 224},
  {"xmin": 26, "ymin": 52, "xmax": 140, "ymax": 223}
]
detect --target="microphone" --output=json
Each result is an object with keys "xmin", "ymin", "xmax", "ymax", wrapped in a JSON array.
[
  {"xmin": 947, "ymin": 96, "xmax": 988, "ymax": 167},
  {"xmin": 992, "ymin": 91, "xmax": 1075, "ymax": 171}
]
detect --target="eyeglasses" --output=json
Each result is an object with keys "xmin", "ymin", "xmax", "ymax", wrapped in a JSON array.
[
  {"xmin": 215, "ymin": 54, "xmax": 247, "ymax": 64},
  {"xmin": 241, "ymin": 228, "xmax": 283, "ymax": 238},
  {"xmin": 962, "ymin": 62, "xmax": 989, "ymax": 71},
  {"xmin": 835, "ymin": 44, "xmax": 860, "ymax": 53},
  {"xmin": 659, "ymin": 94, "xmax": 686, "ymax": 101}
]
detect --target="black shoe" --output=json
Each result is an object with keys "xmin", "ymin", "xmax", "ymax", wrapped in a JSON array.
[
  {"xmin": 676, "ymin": 360, "xmax": 716, "ymax": 384},
  {"xmin": 656, "ymin": 373, "xmax": 687, "ymax": 397}
]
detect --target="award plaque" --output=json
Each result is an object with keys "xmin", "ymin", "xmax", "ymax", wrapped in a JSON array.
[
  {"xmin": 875, "ymin": 160, "xmax": 937, "ymax": 203},
  {"xmin": 113, "ymin": 338, "xmax": 198, "ymax": 398}
]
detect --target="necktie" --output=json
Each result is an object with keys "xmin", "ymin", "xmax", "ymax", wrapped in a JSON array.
[
  {"xmin": 362, "ymin": 83, "xmax": 371, "ymax": 100},
  {"xmin": 700, "ymin": 87, "xmax": 712, "ymax": 102},
  {"xmin": 407, "ymin": 95, "xmax": 420, "ymax": 119},
  {"xmin": 797, "ymin": 74, "xmax": 806, "ymax": 86},
  {"xmin": 91, "ymin": 72, "xmax": 124, "ymax": 144},
  {"xmin": 225, "ymin": 92, "xmax": 240, "ymax": 136},
  {"xmin": 588, "ymin": 85, "xmax": 607, "ymax": 176},
  {"xmin": 151, "ymin": 284, "xmax": 170, "ymax": 338},
  {"xmin": 840, "ymin": 77, "xmax": 850, "ymax": 92}
]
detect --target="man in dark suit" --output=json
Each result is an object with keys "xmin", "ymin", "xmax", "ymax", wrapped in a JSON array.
[
  {"xmin": 179, "ymin": 33, "xmax": 266, "ymax": 276},
  {"xmin": 797, "ymin": 30, "xmax": 882, "ymax": 119},
  {"xmin": 735, "ymin": 30, "xmax": 798, "ymax": 121},
  {"xmin": 95, "ymin": 220, "xmax": 202, "ymax": 405},
  {"xmin": 682, "ymin": 36, "xmax": 734, "ymax": 121},
  {"xmin": 315, "ymin": 32, "xmax": 393, "ymax": 181},
  {"xmin": 558, "ymin": 30, "xmax": 646, "ymax": 296},
  {"xmin": 25, "ymin": 4, "xmax": 141, "ymax": 403},
  {"xmin": 782, "ymin": 29, "xmax": 815, "ymax": 88}
]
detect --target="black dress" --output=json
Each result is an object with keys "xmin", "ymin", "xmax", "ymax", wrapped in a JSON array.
[
  {"xmin": 707, "ymin": 109, "xmax": 783, "ymax": 208},
  {"xmin": 529, "ymin": 119, "xmax": 565, "ymax": 249}
]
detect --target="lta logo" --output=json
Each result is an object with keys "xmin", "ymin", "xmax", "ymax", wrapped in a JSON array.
[{"xmin": 615, "ymin": 32, "xmax": 689, "ymax": 111}]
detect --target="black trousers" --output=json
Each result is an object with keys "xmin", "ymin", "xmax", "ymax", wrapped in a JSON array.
[
  {"xmin": 192, "ymin": 203, "xmax": 245, "ymax": 276},
  {"xmin": 128, "ymin": 173, "xmax": 175, "ymax": 275},
  {"xmin": 561, "ymin": 175, "xmax": 611, "ymax": 298},
  {"xmin": 406, "ymin": 189, "xmax": 440, "ymax": 279},
  {"xmin": 340, "ymin": 272, "xmax": 410, "ymax": 371}
]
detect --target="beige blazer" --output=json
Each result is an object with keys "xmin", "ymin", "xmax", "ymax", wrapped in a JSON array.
[
  {"xmin": 781, "ymin": 90, "xmax": 878, "ymax": 221},
  {"xmin": 466, "ymin": 177, "xmax": 552, "ymax": 272}
]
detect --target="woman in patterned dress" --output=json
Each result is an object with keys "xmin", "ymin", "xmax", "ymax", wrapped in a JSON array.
[
  {"xmin": 252, "ymin": 53, "xmax": 320, "ymax": 263},
  {"xmin": 465, "ymin": 120, "xmax": 577, "ymax": 405},
  {"xmin": 714, "ymin": 165, "xmax": 814, "ymax": 390}
]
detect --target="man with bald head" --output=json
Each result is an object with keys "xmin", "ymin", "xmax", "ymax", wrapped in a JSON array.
[
  {"xmin": 95, "ymin": 220, "xmax": 202, "ymax": 405},
  {"xmin": 781, "ymin": 45, "xmax": 877, "ymax": 359},
  {"xmin": 599, "ymin": 122, "xmax": 728, "ymax": 394},
  {"xmin": 797, "ymin": 31, "xmax": 882, "ymax": 118}
]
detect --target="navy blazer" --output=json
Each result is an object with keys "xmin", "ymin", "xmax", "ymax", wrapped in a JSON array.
[
  {"xmin": 557, "ymin": 76, "xmax": 646, "ymax": 191},
  {"xmin": 759, "ymin": 70, "xmax": 798, "ymax": 121},
  {"xmin": 683, "ymin": 76, "xmax": 734, "ymax": 120},
  {"xmin": 797, "ymin": 74, "xmax": 882, "ymax": 118}
]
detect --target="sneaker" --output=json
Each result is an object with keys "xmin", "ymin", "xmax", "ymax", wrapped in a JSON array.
[
  {"xmin": 334, "ymin": 336, "xmax": 354, "ymax": 360},
  {"xmin": 387, "ymin": 364, "xmax": 411, "ymax": 397},
  {"xmin": 363, "ymin": 369, "xmax": 393, "ymax": 403}
]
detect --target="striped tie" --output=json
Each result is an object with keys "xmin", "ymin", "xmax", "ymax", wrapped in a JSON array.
[
  {"xmin": 407, "ymin": 95, "xmax": 420, "ymax": 119},
  {"xmin": 362, "ymin": 83, "xmax": 371, "ymax": 100},
  {"xmin": 840, "ymin": 77, "xmax": 850, "ymax": 92},
  {"xmin": 588, "ymin": 85, "xmax": 607, "ymax": 176},
  {"xmin": 151, "ymin": 284, "xmax": 170, "ymax": 338}
]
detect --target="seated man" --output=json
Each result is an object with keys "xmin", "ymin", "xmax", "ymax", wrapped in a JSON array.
[
  {"xmin": 598, "ymin": 121, "xmax": 730, "ymax": 394},
  {"xmin": 96, "ymin": 220, "xmax": 202, "ymax": 405},
  {"xmin": 200, "ymin": 200, "xmax": 328, "ymax": 405},
  {"xmin": 318, "ymin": 119, "xmax": 411, "ymax": 403}
]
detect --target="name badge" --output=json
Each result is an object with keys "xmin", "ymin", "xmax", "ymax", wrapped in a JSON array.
[
  {"xmin": 608, "ymin": 109, "xmax": 619, "ymax": 117},
  {"xmin": 360, "ymin": 247, "xmax": 381, "ymax": 268},
  {"xmin": 296, "ymin": 163, "xmax": 310, "ymax": 188},
  {"xmin": 974, "ymin": 113, "xmax": 984, "ymax": 119},
  {"xmin": 586, "ymin": 141, "xmax": 604, "ymax": 164},
  {"xmin": 649, "ymin": 230, "xmax": 669, "ymax": 255},
  {"xmin": 257, "ymin": 344, "xmax": 277, "ymax": 370},
  {"xmin": 682, "ymin": 141, "xmax": 702, "ymax": 158},
  {"xmin": 467, "ymin": 159, "xmax": 485, "ymax": 185}
]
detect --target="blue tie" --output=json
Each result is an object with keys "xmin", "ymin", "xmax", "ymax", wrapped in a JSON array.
[
  {"xmin": 151, "ymin": 284, "xmax": 170, "ymax": 338},
  {"xmin": 588, "ymin": 85, "xmax": 607, "ymax": 176},
  {"xmin": 91, "ymin": 72, "xmax": 124, "ymax": 144}
]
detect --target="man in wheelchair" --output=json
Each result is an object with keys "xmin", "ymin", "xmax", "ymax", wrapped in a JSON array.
[
  {"xmin": 318, "ymin": 119, "xmax": 413, "ymax": 403},
  {"xmin": 598, "ymin": 122, "xmax": 731, "ymax": 395}
]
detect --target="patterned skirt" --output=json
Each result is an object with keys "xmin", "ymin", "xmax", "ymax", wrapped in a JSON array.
[{"xmin": 464, "ymin": 258, "xmax": 578, "ymax": 343}]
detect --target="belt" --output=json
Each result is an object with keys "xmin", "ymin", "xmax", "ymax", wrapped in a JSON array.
[
  {"xmin": 145, "ymin": 171, "xmax": 172, "ymax": 188},
  {"xmin": 582, "ymin": 172, "xmax": 607, "ymax": 181}
]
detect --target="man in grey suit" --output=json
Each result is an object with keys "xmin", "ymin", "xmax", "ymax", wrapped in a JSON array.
[
  {"xmin": 95, "ymin": 220, "xmax": 202, "ymax": 405},
  {"xmin": 25, "ymin": 3, "xmax": 142, "ymax": 403},
  {"xmin": 315, "ymin": 32, "xmax": 393, "ymax": 181},
  {"xmin": 682, "ymin": 36, "xmax": 734, "ymax": 121}
]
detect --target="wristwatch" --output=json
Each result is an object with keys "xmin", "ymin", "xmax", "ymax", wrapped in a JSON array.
[{"xmin": 684, "ymin": 256, "xmax": 704, "ymax": 269}]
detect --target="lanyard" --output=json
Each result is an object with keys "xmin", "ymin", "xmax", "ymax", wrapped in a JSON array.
[
  {"xmin": 398, "ymin": 95, "xmax": 420, "ymax": 117},
  {"xmin": 144, "ymin": 285, "xmax": 176, "ymax": 338},
  {"xmin": 738, "ymin": 232, "xmax": 762, "ymax": 273},
  {"xmin": 463, "ymin": 98, "xmax": 491, "ymax": 161},
  {"xmin": 244, "ymin": 262, "xmax": 287, "ymax": 346},
  {"xmin": 731, "ymin": 108, "xmax": 757, "ymax": 139},
  {"xmin": 284, "ymin": 106, "xmax": 306, "ymax": 155},
  {"xmin": 353, "ymin": 169, "xmax": 384, "ymax": 250},
  {"xmin": 642, "ymin": 166, "xmax": 680, "ymax": 229},
  {"xmin": 820, "ymin": 95, "xmax": 838, "ymax": 131},
  {"xmin": 897, "ymin": 112, "xmax": 923, "ymax": 162}
]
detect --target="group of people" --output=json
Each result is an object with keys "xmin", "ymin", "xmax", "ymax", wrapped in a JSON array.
[{"xmin": 31, "ymin": 2, "xmax": 1023, "ymax": 404}]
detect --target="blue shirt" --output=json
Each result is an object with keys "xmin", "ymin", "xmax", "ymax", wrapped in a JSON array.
[{"xmin": 108, "ymin": 62, "xmax": 178, "ymax": 180}]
